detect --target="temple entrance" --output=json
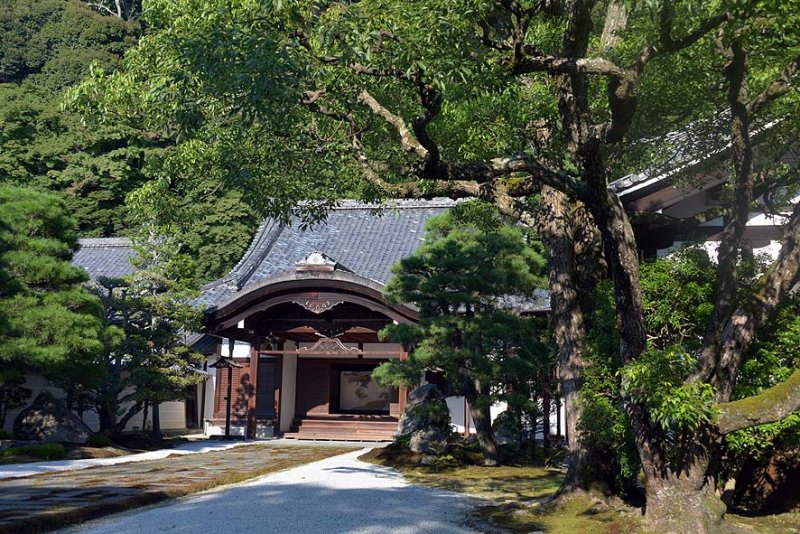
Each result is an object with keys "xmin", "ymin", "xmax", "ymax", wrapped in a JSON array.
[{"xmin": 206, "ymin": 274, "xmax": 418, "ymax": 440}]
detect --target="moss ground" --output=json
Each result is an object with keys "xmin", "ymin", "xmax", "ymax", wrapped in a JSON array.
[
  {"xmin": 360, "ymin": 445, "xmax": 642, "ymax": 533},
  {"xmin": 361, "ymin": 445, "xmax": 798, "ymax": 533},
  {"xmin": 728, "ymin": 512, "xmax": 800, "ymax": 533}
]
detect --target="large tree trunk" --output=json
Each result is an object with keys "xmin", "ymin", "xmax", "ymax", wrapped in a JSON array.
[
  {"xmin": 538, "ymin": 186, "xmax": 598, "ymax": 489},
  {"xmin": 464, "ymin": 376, "xmax": 501, "ymax": 466},
  {"xmin": 640, "ymin": 440, "xmax": 730, "ymax": 533},
  {"xmin": 151, "ymin": 401, "xmax": 162, "ymax": 441}
]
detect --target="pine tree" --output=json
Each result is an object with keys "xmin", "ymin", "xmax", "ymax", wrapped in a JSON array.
[
  {"xmin": 375, "ymin": 201, "xmax": 548, "ymax": 466},
  {"xmin": 0, "ymin": 186, "xmax": 109, "ymax": 412}
]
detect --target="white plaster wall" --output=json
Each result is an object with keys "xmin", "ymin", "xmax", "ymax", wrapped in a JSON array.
[
  {"xmin": 445, "ymin": 396, "xmax": 505, "ymax": 434},
  {"xmin": 3, "ymin": 374, "xmax": 71, "ymax": 432},
  {"xmin": 201, "ymin": 354, "xmax": 219, "ymax": 433},
  {"xmin": 280, "ymin": 342, "xmax": 298, "ymax": 432},
  {"xmin": 3, "ymin": 374, "xmax": 188, "ymax": 433},
  {"xmin": 657, "ymin": 239, "xmax": 783, "ymax": 263},
  {"xmin": 221, "ymin": 339, "xmax": 251, "ymax": 357}
]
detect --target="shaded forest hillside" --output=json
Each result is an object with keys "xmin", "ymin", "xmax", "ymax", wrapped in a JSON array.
[{"xmin": 0, "ymin": 0, "xmax": 257, "ymax": 282}]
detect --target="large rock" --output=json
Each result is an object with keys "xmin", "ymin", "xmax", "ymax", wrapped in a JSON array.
[
  {"xmin": 410, "ymin": 428, "xmax": 446, "ymax": 454},
  {"xmin": 492, "ymin": 411, "xmax": 525, "ymax": 448},
  {"xmin": 13, "ymin": 391, "xmax": 92, "ymax": 444},
  {"xmin": 397, "ymin": 384, "xmax": 451, "ymax": 437},
  {"xmin": 406, "ymin": 384, "xmax": 443, "ymax": 407}
]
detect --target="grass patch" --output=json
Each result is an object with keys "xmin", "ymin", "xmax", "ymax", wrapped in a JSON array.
[
  {"xmin": 479, "ymin": 495, "xmax": 642, "ymax": 534},
  {"xmin": 361, "ymin": 446, "xmax": 641, "ymax": 533},
  {"xmin": 728, "ymin": 512, "xmax": 800, "ymax": 533},
  {"xmin": 0, "ymin": 443, "xmax": 65, "ymax": 463},
  {"xmin": 361, "ymin": 445, "xmax": 563, "ymax": 504}
]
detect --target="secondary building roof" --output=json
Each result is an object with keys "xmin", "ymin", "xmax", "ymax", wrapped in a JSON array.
[{"xmin": 72, "ymin": 238, "xmax": 136, "ymax": 280}]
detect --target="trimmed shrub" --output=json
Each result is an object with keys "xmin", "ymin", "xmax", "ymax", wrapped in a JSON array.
[
  {"xmin": 0, "ymin": 429, "xmax": 13, "ymax": 440},
  {"xmin": 88, "ymin": 433, "xmax": 112, "ymax": 448},
  {"xmin": 1, "ymin": 443, "xmax": 66, "ymax": 460}
]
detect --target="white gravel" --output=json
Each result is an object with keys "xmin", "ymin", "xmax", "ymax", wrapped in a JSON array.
[
  {"xmin": 66, "ymin": 448, "xmax": 487, "ymax": 534},
  {"xmin": 0, "ymin": 440, "xmax": 249, "ymax": 480}
]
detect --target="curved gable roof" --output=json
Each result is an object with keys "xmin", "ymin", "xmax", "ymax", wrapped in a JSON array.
[{"xmin": 198, "ymin": 199, "xmax": 460, "ymax": 309}]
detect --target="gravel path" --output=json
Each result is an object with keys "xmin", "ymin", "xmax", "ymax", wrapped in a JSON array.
[
  {"xmin": 0, "ymin": 440, "xmax": 249, "ymax": 480},
  {"xmin": 67, "ymin": 448, "xmax": 487, "ymax": 534}
]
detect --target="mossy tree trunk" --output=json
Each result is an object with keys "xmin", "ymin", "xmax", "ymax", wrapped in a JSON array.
[{"xmin": 463, "ymin": 374, "xmax": 501, "ymax": 467}]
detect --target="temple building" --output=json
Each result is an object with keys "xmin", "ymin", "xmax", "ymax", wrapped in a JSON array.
[{"xmin": 196, "ymin": 199, "xmax": 549, "ymax": 440}]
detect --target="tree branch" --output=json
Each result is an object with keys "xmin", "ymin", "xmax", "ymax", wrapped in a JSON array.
[
  {"xmin": 601, "ymin": 11, "xmax": 731, "ymax": 143},
  {"xmin": 356, "ymin": 89, "xmax": 583, "ymax": 196},
  {"xmin": 357, "ymin": 89, "xmax": 430, "ymax": 160},
  {"xmin": 628, "ymin": 205, "xmax": 726, "ymax": 233},
  {"xmin": 708, "ymin": 198, "xmax": 800, "ymax": 400},
  {"xmin": 694, "ymin": 39, "xmax": 755, "ymax": 388},
  {"xmin": 511, "ymin": 56, "xmax": 626, "ymax": 78},
  {"xmin": 747, "ymin": 55, "xmax": 800, "ymax": 116},
  {"xmin": 86, "ymin": 2, "xmax": 120, "ymax": 17},
  {"xmin": 717, "ymin": 369, "xmax": 800, "ymax": 434}
]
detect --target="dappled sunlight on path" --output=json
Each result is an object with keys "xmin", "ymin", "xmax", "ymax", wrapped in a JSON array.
[{"xmin": 67, "ymin": 449, "xmax": 487, "ymax": 534}]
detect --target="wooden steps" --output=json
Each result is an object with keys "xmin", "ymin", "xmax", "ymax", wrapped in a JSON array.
[{"xmin": 283, "ymin": 415, "xmax": 398, "ymax": 441}]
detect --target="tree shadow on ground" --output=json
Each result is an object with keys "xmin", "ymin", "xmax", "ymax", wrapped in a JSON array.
[{"xmin": 69, "ymin": 477, "xmax": 486, "ymax": 534}]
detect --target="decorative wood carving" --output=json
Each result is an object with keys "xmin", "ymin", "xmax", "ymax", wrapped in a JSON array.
[
  {"xmin": 291, "ymin": 297, "xmax": 344, "ymax": 314},
  {"xmin": 297, "ymin": 337, "xmax": 361, "ymax": 354}
]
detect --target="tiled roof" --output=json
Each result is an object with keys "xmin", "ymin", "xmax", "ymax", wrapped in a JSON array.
[
  {"xmin": 72, "ymin": 238, "xmax": 136, "ymax": 280},
  {"xmin": 198, "ymin": 198, "xmax": 551, "ymax": 313},
  {"xmin": 198, "ymin": 199, "xmax": 462, "ymax": 308},
  {"xmin": 610, "ymin": 114, "xmax": 779, "ymax": 198}
]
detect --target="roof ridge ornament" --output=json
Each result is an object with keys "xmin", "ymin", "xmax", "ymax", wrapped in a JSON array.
[{"xmin": 296, "ymin": 251, "xmax": 337, "ymax": 272}]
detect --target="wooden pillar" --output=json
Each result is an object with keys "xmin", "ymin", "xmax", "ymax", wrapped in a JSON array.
[
  {"xmin": 247, "ymin": 338, "xmax": 261, "ymax": 439},
  {"xmin": 225, "ymin": 338, "xmax": 235, "ymax": 439},
  {"xmin": 398, "ymin": 348, "xmax": 408, "ymax": 416}
]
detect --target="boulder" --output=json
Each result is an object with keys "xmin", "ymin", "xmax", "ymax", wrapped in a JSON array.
[
  {"xmin": 13, "ymin": 391, "xmax": 92, "ymax": 444},
  {"xmin": 406, "ymin": 383, "xmax": 443, "ymax": 407},
  {"xmin": 492, "ymin": 411, "xmax": 525, "ymax": 448},
  {"xmin": 397, "ymin": 384, "xmax": 451, "ymax": 437},
  {"xmin": 410, "ymin": 428, "xmax": 446, "ymax": 454}
]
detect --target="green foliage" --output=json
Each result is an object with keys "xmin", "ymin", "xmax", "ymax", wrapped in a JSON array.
[
  {"xmin": 0, "ymin": 0, "xmax": 148, "ymax": 238},
  {"xmin": 0, "ymin": 0, "xmax": 139, "ymax": 89},
  {"xmin": 622, "ymin": 348, "xmax": 716, "ymax": 433},
  {"xmin": 639, "ymin": 248, "xmax": 717, "ymax": 350},
  {"xmin": 0, "ymin": 430, "xmax": 12, "ymax": 440},
  {"xmin": 1, "ymin": 442, "xmax": 66, "ymax": 461},
  {"xmin": 0, "ymin": 0, "xmax": 256, "ymax": 281},
  {"xmin": 579, "ymin": 281, "xmax": 641, "ymax": 492},
  {"xmin": 0, "ymin": 83, "xmax": 157, "ymax": 237},
  {"xmin": 0, "ymin": 186, "xmax": 110, "ymax": 388},
  {"xmin": 376, "ymin": 201, "xmax": 549, "ymax": 465},
  {"xmin": 724, "ymin": 298, "xmax": 800, "ymax": 461},
  {"xmin": 580, "ymin": 249, "xmax": 718, "ymax": 487},
  {"xmin": 393, "ymin": 433, "xmax": 411, "ymax": 449},
  {"xmin": 87, "ymin": 240, "xmax": 205, "ymax": 436},
  {"xmin": 87, "ymin": 432, "xmax": 113, "ymax": 448},
  {"xmin": 377, "ymin": 202, "xmax": 548, "ymax": 401}
]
